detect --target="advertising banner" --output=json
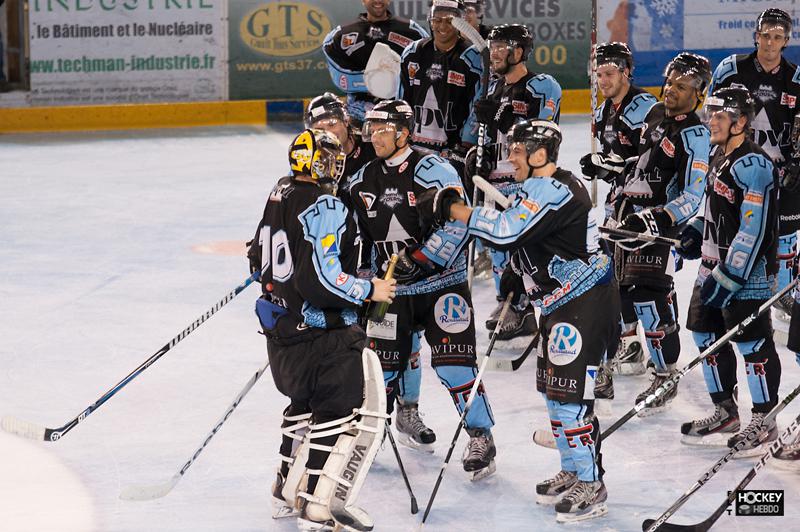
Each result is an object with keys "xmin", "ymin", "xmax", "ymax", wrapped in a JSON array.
[
  {"xmin": 28, "ymin": 0, "xmax": 226, "ymax": 106},
  {"xmin": 228, "ymin": 0, "xmax": 592, "ymax": 100}
]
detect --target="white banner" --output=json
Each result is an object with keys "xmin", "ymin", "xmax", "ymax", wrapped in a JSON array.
[{"xmin": 29, "ymin": 0, "xmax": 227, "ymax": 106}]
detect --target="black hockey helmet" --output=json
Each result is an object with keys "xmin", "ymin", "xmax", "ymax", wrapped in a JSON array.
[
  {"xmin": 507, "ymin": 119, "xmax": 562, "ymax": 164},
  {"xmin": 304, "ymin": 92, "xmax": 348, "ymax": 128},
  {"xmin": 361, "ymin": 99, "xmax": 415, "ymax": 140},
  {"xmin": 428, "ymin": 0, "xmax": 466, "ymax": 20},
  {"xmin": 757, "ymin": 8, "xmax": 793, "ymax": 34},
  {"xmin": 663, "ymin": 52, "xmax": 712, "ymax": 93},
  {"xmin": 596, "ymin": 42, "xmax": 634, "ymax": 73},
  {"xmin": 288, "ymin": 129, "xmax": 345, "ymax": 185},
  {"xmin": 464, "ymin": 0, "xmax": 486, "ymax": 18},
  {"xmin": 702, "ymin": 84, "xmax": 756, "ymax": 125},
  {"xmin": 488, "ymin": 24, "xmax": 534, "ymax": 62}
]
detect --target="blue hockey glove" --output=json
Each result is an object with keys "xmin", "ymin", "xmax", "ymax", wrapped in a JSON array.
[
  {"xmin": 675, "ymin": 218, "xmax": 704, "ymax": 260},
  {"xmin": 700, "ymin": 264, "xmax": 744, "ymax": 308}
]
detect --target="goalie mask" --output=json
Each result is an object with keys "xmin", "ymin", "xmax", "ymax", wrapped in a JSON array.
[{"xmin": 288, "ymin": 129, "xmax": 345, "ymax": 191}]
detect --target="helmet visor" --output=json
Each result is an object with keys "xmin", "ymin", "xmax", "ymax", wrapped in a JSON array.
[
  {"xmin": 701, "ymin": 96, "xmax": 740, "ymax": 124},
  {"xmin": 361, "ymin": 120, "xmax": 398, "ymax": 143}
]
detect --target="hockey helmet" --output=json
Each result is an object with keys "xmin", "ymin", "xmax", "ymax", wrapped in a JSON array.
[
  {"xmin": 304, "ymin": 92, "xmax": 349, "ymax": 128},
  {"xmin": 596, "ymin": 42, "xmax": 634, "ymax": 73},
  {"xmin": 288, "ymin": 129, "xmax": 345, "ymax": 184},
  {"xmin": 757, "ymin": 8, "xmax": 793, "ymax": 34},
  {"xmin": 464, "ymin": 0, "xmax": 486, "ymax": 18},
  {"xmin": 361, "ymin": 99, "xmax": 415, "ymax": 141},
  {"xmin": 663, "ymin": 52, "xmax": 712, "ymax": 93},
  {"xmin": 428, "ymin": 0, "xmax": 465, "ymax": 20},
  {"xmin": 702, "ymin": 84, "xmax": 756, "ymax": 126},
  {"xmin": 488, "ymin": 24, "xmax": 534, "ymax": 62},
  {"xmin": 507, "ymin": 119, "xmax": 562, "ymax": 164}
]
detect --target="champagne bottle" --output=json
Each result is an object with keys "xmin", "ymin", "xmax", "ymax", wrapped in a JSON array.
[{"xmin": 366, "ymin": 254, "xmax": 398, "ymax": 323}]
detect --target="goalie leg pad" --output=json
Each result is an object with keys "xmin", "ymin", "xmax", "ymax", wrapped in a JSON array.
[{"xmin": 273, "ymin": 406, "xmax": 311, "ymax": 519}]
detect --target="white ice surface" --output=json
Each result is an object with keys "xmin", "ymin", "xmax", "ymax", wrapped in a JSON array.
[{"xmin": 1, "ymin": 118, "xmax": 799, "ymax": 531}]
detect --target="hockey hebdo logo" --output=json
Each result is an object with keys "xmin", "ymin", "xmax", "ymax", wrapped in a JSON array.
[
  {"xmin": 434, "ymin": 293, "xmax": 471, "ymax": 334},
  {"xmin": 547, "ymin": 322, "xmax": 582, "ymax": 366},
  {"xmin": 729, "ymin": 489, "xmax": 784, "ymax": 517}
]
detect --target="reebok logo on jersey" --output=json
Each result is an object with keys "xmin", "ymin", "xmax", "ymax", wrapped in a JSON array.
[
  {"xmin": 388, "ymin": 32, "xmax": 412, "ymax": 48},
  {"xmin": 660, "ymin": 137, "xmax": 675, "ymax": 158},
  {"xmin": 447, "ymin": 71, "xmax": 465, "ymax": 87},
  {"xmin": 781, "ymin": 92, "xmax": 797, "ymax": 107},
  {"xmin": 321, "ymin": 234, "xmax": 338, "ymax": 256}
]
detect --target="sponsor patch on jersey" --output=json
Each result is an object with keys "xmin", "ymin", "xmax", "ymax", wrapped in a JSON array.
[
  {"xmin": 447, "ymin": 71, "xmax": 466, "ymax": 87},
  {"xmin": 388, "ymin": 31, "xmax": 412, "ymax": 48},
  {"xmin": 512, "ymin": 100, "xmax": 528, "ymax": 114},
  {"xmin": 744, "ymin": 191, "xmax": 764, "ymax": 204},
  {"xmin": 366, "ymin": 312, "xmax": 397, "ymax": 340},
  {"xmin": 338, "ymin": 74, "xmax": 348, "ymax": 90},
  {"xmin": 584, "ymin": 365, "xmax": 598, "ymax": 400},
  {"xmin": 407, "ymin": 191, "xmax": 416, "ymax": 206},
  {"xmin": 380, "ymin": 188, "xmax": 404, "ymax": 208},
  {"xmin": 692, "ymin": 161, "xmax": 709, "ymax": 172},
  {"xmin": 321, "ymin": 234, "xmax": 338, "ymax": 256},
  {"xmin": 408, "ymin": 62, "xmax": 419, "ymax": 79},
  {"xmin": 335, "ymin": 272, "xmax": 349, "ymax": 286},
  {"xmin": 781, "ymin": 92, "xmax": 797, "ymax": 107},
  {"xmin": 434, "ymin": 293, "xmax": 472, "ymax": 333},
  {"xmin": 660, "ymin": 137, "xmax": 675, "ymax": 158},
  {"xmin": 426, "ymin": 63, "xmax": 444, "ymax": 81},
  {"xmin": 713, "ymin": 178, "xmax": 736, "ymax": 204},
  {"xmin": 399, "ymin": 161, "xmax": 409, "ymax": 173},
  {"xmin": 545, "ymin": 99, "xmax": 556, "ymax": 112},
  {"xmin": 548, "ymin": 322, "xmax": 583, "ymax": 366},
  {"xmin": 521, "ymin": 199, "xmax": 540, "ymax": 214},
  {"xmin": 360, "ymin": 191, "xmax": 376, "ymax": 210},
  {"xmin": 341, "ymin": 32, "xmax": 364, "ymax": 56}
]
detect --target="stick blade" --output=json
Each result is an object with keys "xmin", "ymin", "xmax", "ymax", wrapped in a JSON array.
[
  {"xmin": 642, "ymin": 518, "xmax": 705, "ymax": 532},
  {"xmin": 1, "ymin": 415, "xmax": 46, "ymax": 441},
  {"xmin": 119, "ymin": 475, "xmax": 180, "ymax": 501}
]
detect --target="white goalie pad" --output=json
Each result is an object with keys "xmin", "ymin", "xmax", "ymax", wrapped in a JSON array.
[{"xmin": 364, "ymin": 43, "xmax": 401, "ymax": 99}]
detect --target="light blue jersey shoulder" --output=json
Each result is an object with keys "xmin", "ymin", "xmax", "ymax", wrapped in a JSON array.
[
  {"xmin": 663, "ymin": 124, "xmax": 710, "ymax": 224},
  {"xmin": 413, "ymin": 154, "xmax": 463, "ymax": 190},
  {"xmin": 526, "ymin": 74, "xmax": 562, "ymax": 121},
  {"xmin": 708, "ymin": 54, "xmax": 739, "ymax": 95},
  {"xmin": 620, "ymin": 92, "xmax": 658, "ymax": 130},
  {"xmin": 322, "ymin": 26, "xmax": 367, "ymax": 93}
]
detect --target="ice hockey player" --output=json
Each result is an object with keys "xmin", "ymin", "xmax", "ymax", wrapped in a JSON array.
[
  {"xmin": 464, "ymin": 0, "xmax": 490, "ymax": 39},
  {"xmin": 304, "ymin": 92, "xmax": 431, "ymax": 451},
  {"xmin": 346, "ymin": 99, "xmax": 498, "ymax": 479},
  {"xmin": 708, "ymin": 8, "xmax": 800, "ymax": 320},
  {"xmin": 466, "ymin": 23, "xmax": 562, "ymax": 341},
  {"xmin": 579, "ymin": 42, "xmax": 658, "ymax": 398},
  {"xmin": 322, "ymin": 0, "xmax": 428, "ymax": 125},
  {"xmin": 606, "ymin": 52, "xmax": 711, "ymax": 415},
  {"xmin": 248, "ymin": 129, "xmax": 397, "ymax": 530},
  {"xmin": 398, "ymin": 0, "xmax": 483, "ymax": 158},
  {"xmin": 418, "ymin": 119, "xmax": 619, "ymax": 523},
  {"xmin": 676, "ymin": 86, "xmax": 781, "ymax": 455}
]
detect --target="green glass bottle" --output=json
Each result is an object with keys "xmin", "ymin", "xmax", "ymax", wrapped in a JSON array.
[{"xmin": 366, "ymin": 254, "xmax": 398, "ymax": 323}]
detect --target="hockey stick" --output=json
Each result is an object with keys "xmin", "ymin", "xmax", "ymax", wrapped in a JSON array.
[
  {"xmin": 601, "ymin": 277, "xmax": 799, "ymax": 441},
  {"xmin": 1, "ymin": 268, "xmax": 263, "ymax": 442},
  {"xmin": 120, "ymin": 360, "xmax": 270, "ymax": 501},
  {"xmin": 644, "ymin": 409, "xmax": 800, "ymax": 532},
  {"xmin": 385, "ymin": 419, "xmax": 419, "ymax": 514},
  {"xmin": 473, "ymin": 175, "xmax": 512, "ymax": 209},
  {"xmin": 589, "ymin": 0, "xmax": 599, "ymax": 208},
  {"xmin": 479, "ymin": 329, "xmax": 540, "ymax": 372},
  {"xmin": 598, "ymin": 226, "xmax": 681, "ymax": 247},
  {"xmin": 419, "ymin": 293, "xmax": 513, "ymax": 529},
  {"xmin": 642, "ymin": 381, "xmax": 800, "ymax": 531}
]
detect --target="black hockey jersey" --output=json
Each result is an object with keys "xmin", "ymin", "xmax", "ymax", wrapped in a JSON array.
[
  {"xmin": 619, "ymin": 103, "xmax": 709, "ymax": 226},
  {"xmin": 323, "ymin": 12, "xmax": 428, "ymax": 122},
  {"xmin": 698, "ymin": 139, "xmax": 778, "ymax": 299},
  {"xmin": 248, "ymin": 177, "xmax": 372, "ymax": 338},
  {"xmin": 593, "ymin": 85, "xmax": 657, "ymax": 162},
  {"xmin": 709, "ymin": 52, "xmax": 800, "ymax": 166},
  {"xmin": 463, "ymin": 168, "xmax": 611, "ymax": 315},
  {"xmin": 399, "ymin": 37, "xmax": 484, "ymax": 154},
  {"xmin": 346, "ymin": 149, "xmax": 471, "ymax": 295}
]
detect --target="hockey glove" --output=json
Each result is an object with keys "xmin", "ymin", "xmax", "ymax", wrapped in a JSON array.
[
  {"xmin": 465, "ymin": 144, "xmax": 497, "ymax": 180},
  {"xmin": 579, "ymin": 152, "xmax": 626, "ymax": 183},
  {"xmin": 417, "ymin": 186, "xmax": 464, "ymax": 228},
  {"xmin": 474, "ymin": 98, "xmax": 499, "ymax": 125},
  {"xmin": 675, "ymin": 217, "xmax": 704, "ymax": 260},
  {"xmin": 499, "ymin": 268, "xmax": 526, "ymax": 308},
  {"xmin": 606, "ymin": 209, "xmax": 673, "ymax": 251},
  {"xmin": 393, "ymin": 246, "xmax": 435, "ymax": 285},
  {"xmin": 700, "ymin": 264, "xmax": 744, "ymax": 308},
  {"xmin": 781, "ymin": 160, "xmax": 800, "ymax": 193}
]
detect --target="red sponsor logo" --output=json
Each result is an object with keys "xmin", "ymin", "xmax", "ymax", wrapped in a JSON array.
[
  {"xmin": 407, "ymin": 191, "xmax": 416, "ymax": 206},
  {"xmin": 399, "ymin": 161, "xmax": 409, "ymax": 173},
  {"xmin": 512, "ymin": 100, "xmax": 528, "ymax": 114},
  {"xmin": 447, "ymin": 71, "xmax": 466, "ymax": 87},
  {"xmin": 782, "ymin": 92, "xmax": 797, "ymax": 107},
  {"xmin": 660, "ymin": 137, "xmax": 675, "ymax": 157},
  {"xmin": 545, "ymin": 99, "xmax": 556, "ymax": 112},
  {"xmin": 388, "ymin": 32, "xmax": 412, "ymax": 48},
  {"xmin": 618, "ymin": 132, "xmax": 632, "ymax": 146},
  {"xmin": 336, "ymin": 272, "xmax": 349, "ymax": 286},
  {"xmin": 713, "ymin": 178, "xmax": 736, "ymax": 204},
  {"xmin": 338, "ymin": 74, "xmax": 348, "ymax": 90}
]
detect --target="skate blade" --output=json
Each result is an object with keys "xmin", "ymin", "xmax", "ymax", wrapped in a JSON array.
[
  {"xmin": 271, "ymin": 497, "xmax": 299, "ymax": 519},
  {"xmin": 396, "ymin": 432, "xmax": 435, "ymax": 453},
  {"xmin": 636, "ymin": 404, "xmax": 671, "ymax": 418},
  {"xmin": 467, "ymin": 460, "xmax": 496, "ymax": 481},
  {"xmin": 535, "ymin": 491, "xmax": 571, "ymax": 505},
  {"xmin": 615, "ymin": 363, "xmax": 646, "ymax": 376},
  {"xmin": 297, "ymin": 517, "xmax": 335, "ymax": 531},
  {"xmin": 594, "ymin": 399, "xmax": 613, "ymax": 417},
  {"xmin": 555, "ymin": 502, "xmax": 608, "ymax": 523},
  {"xmin": 532, "ymin": 429, "xmax": 557, "ymax": 449},
  {"xmin": 680, "ymin": 433, "xmax": 735, "ymax": 447}
]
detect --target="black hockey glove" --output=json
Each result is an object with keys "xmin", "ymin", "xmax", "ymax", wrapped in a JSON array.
[
  {"xmin": 782, "ymin": 160, "xmax": 800, "ymax": 193},
  {"xmin": 579, "ymin": 152, "xmax": 626, "ymax": 183},
  {"xmin": 417, "ymin": 187, "xmax": 464, "ymax": 228},
  {"xmin": 474, "ymin": 98, "xmax": 500, "ymax": 124},
  {"xmin": 607, "ymin": 208, "xmax": 673, "ymax": 251},
  {"xmin": 393, "ymin": 246, "xmax": 435, "ymax": 284},
  {"xmin": 465, "ymin": 144, "xmax": 497, "ymax": 180},
  {"xmin": 675, "ymin": 217, "xmax": 704, "ymax": 260},
  {"xmin": 499, "ymin": 268, "xmax": 526, "ymax": 308}
]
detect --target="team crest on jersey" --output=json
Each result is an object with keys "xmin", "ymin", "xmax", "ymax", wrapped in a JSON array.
[
  {"xmin": 447, "ymin": 71, "xmax": 466, "ymax": 87},
  {"xmin": 548, "ymin": 322, "xmax": 582, "ymax": 366},
  {"xmin": 426, "ymin": 63, "xmax": 444, "ymax": 81},
  {"xmin": 341, "ymin": 32, "xmax": 365, "ymax": 56},
  {"xmin": 512, "ymin": 100, "xmax": 528, "ymax": 114},
  {"xmin": 380, "ymin": 188, "xmax": 404, "ymax": 208},
  {"xmin": 388, "ymin": 32, "xmax": 412, "ymax": 48},
  {"xmin": 781, "ymin": 92, "xmax": 797, "ymax": 107},
  {"xmin": 367, "ymin": 26, "xmax": 385, "ymax": 40},
  {"xmin": 660, "ymin": 137, "xmax": 675, "ymax": 158},
  {"xmin": 407, "ymin": 191, "xmax": 416, "ymax": 206},
  {"xmin": 434, "ymin": 293, "xmax": 471, "ymax": 333},
  {"xmin": 321, "ymin": 234, "xmax": 338, "ymax": 256},
  {"xmin": 408, "ymin": 62, "xmax": 419, "ymax": 79},
  {"xmin": 754, "ymin": 84, "xmax": 777, "ymax": 103}
]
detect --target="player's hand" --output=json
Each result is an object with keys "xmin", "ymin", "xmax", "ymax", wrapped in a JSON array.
[
  {"xmin": 474, "ymin": 98, "xmax": 499, "ymax": 124},
  {"xmin": 465, "ymin": 144, "xmax": 497, "ymax": 180},
  {"xmin": 579, "ymin": 152, "xmax": 626, "ymax": 183},
  {"xmin": 370, "ymin": 277, "xmax": 396, "ymax": 303},
  {"xmin": 393, "ymin": 247, "xmax": 429, "ymax": 284},
  {"xmin": 417, "ymin": 187, "xmax": 464, "ymax": 228},
  {"xmin": 675, "ymin": 218, "xmax": 703, "ymax": 260},
  {"xmin": 607, "ymin": 209, "xmax": 672, "ymax": 250},
  {"xmin": 781, "ymin": 161, "xmax": 800, "ymax": 193},
  {"xmin": 700, "ymin": 265, "xmax": 744, "ymax": 308}
]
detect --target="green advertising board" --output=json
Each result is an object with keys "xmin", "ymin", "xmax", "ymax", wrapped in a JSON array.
[{"xmin": 228, "ymin": 0, "xmax": 591, "ymax": 101}]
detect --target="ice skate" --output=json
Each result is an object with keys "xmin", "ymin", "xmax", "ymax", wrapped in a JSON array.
[
  {"xmin": 395, "ymin": 402, "xmax": 436, "ymax": 453},
  {"xmin": 462, "ymin": 428, "xmax": 496, "ymax": 481},
  {"xmin": 535, "ymin": 470, "xmax": 577, "ymax": 504},
  {"xmin": 680, "ymin": 398, "xmax": 740, "ymax": 446},
  {"xmin": 771, "ymin": 432, "xmax": 800, "ymax": 471},
  {"xmin": 554, "ymin": 480, "xmax": 608, "ymax": 523},
  {"xmin": 473, "ymin": 249, "xmax": 493, "ymax": 280},
  {"xmin": 593, "ymin": 365, "xmax": 614, "ymax": 416},
  {"xmin": 494, "ymin": 304, "xmax": 538, "ymax": 341},
  {"xmin": 271, "ymin": 471, "xmax": 299, "ymax": 519},
  {"xmin": 774, "ymin": 292, "xmax": 794, "ymax": 323},
  {"xmin": 728, "ymin": 411, "xmax": 778, "ymax": 458},
  {"xmin": 635, "ymin": 367, "xmax": 677, "ymax": 417},
  {"xmin": 613, "ymin": 324, "xmax": 647, "ymax": 376},
  {"xmin": 485, "ymin": 298, "xmax": 505, "ymax": 330}
]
